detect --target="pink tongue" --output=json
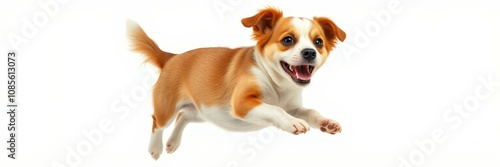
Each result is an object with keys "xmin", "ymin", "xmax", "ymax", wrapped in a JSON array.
[{"xmin": 292, "ymin": 65, "xmax": 312, "ymax": 80}]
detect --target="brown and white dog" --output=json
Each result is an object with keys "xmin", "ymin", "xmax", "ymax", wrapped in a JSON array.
[{"xmin": 127, "ymin": 7, "xmax": 346, "ymax": 160}]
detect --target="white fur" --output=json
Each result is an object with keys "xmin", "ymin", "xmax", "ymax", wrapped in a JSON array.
[
  {"xmin": 148, "ymin": 104, "xmax": 202, "ymax": 158},
  {"xmin": 198, "ymin": 105, "xmax": 266, "ymax": 132},
  {"xmin": 148, "ymin": 129, "xmax": 164, "ymax": 160},
  {"xmin": 243, "ymin": 103, "xmax": 310, "ymax": 134},
  {"xmin": 166, "ymin": 105, "xmax": 201, "ymax": 154},
  {"xmin": 250, "ymin": 65, "xmax": 304, "ymax": 110}
]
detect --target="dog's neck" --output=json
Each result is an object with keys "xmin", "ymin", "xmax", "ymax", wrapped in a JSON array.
[{"xmin": 251, "ymin": 48, "xmax": 304, "ymax": 93}]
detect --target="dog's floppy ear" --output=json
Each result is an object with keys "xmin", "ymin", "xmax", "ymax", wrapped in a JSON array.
[
  {"xmin": 242, "ymin": 7, "xmax": 283, "ymax": 36},
  {"xmin": 313, "ymin": 17, "xmax": 346, "ymax": 49}
]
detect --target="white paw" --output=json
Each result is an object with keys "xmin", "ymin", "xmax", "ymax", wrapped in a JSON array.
[
  {"xmin": 166, "ymin": 137, "xmax": 181, "ymax": 154},
  {"xmin": 148, "ymin": 141, "xmax": 163, "ymax": 160},
  {"xmin": 277, "ymin": 117, "xmax": 310, "ymax": 135}
]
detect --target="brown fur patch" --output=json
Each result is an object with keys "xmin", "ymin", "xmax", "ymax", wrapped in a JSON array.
[
  {"xmin": 261, "ymin": 17, "xmax": 297, "ymax": 61},
  {"xmin": 151, "ymin": 115, "xmax": 158, "ymax": 132},
  {"xmin": 312, "ymin": 17, "xmax": 346, "ymax": 52},
  {"xmin": 242, "ymin": 7, "xmax": 284, "ymax": 55},
  {"xmin": 175, "ymin": 112, "xmax": 183, "ymax": 123}
]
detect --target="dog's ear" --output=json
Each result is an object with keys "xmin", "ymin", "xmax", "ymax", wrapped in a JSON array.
[
  {"xmin": 313, "ymin": 17, "xmax": 346, "ymax": 49},
  {"xmin": 242, "ymin": 7, "xmax": 283, "ymax": 36}
]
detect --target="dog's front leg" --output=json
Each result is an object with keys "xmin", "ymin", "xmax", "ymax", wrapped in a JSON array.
[
  {"xmin": 245, "ymin": 103, "xmax": 310, "ymax": 134},
  {"xmin": 291, "ymin": 108, "xmax": 342, "ymax": 134},
  {"xmin": 230, "ymin": 86, "xmax": 310, "ymax": 134}
]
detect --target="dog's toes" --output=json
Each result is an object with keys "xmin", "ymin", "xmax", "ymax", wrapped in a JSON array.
[
  {"xmin": 150, "ymin": 150, "xmax": 161, "ymax": 160},
  {"xmin": 148, "ymin": 145, "xmax": 163, "ymax": 160},
  {"xmin": 148, "ymin": 139, "xmax": 163, "ymax": 160},
  {"xmin": 281, "ymin": 118, "xmax": 310, "ymax": 135},
  {"xmin": 319, "ymin": 119, "xmax": 342, "ymax": 135},
  {"xmin": 166, "ymin": 139, "xmax": 181, "ymax": 154},
  {"xmin": 166, "ymin": 144, "xmax": 176, "ymax": 154}
]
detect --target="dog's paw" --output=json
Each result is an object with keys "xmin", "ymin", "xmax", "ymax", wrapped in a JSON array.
[
  {"xmin": 318, "ymin": 119, "xmax": 342, "ymax": 135},
  {"xmin": 166, "ymin": 138, "xmax": 181, "ymax": 154},
  {"xmin": 148, "ymin": 142, "xmax": 163, "ymax": 160},
  {"xmin": 277, "ymin": 117, "xmax": 310, "ymax": 135}
]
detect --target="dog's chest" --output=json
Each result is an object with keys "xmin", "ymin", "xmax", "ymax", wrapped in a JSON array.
[
  {"xmin": 250, "ymin": 67, "xmax": 302, "ymax": 111},
  {"xmin": 260, "ymin": 89, "xmax": 301, "ymax": 112},
  {"xmin": 195, "ymin": 85, "xmax": 300, "ymax": 132}
]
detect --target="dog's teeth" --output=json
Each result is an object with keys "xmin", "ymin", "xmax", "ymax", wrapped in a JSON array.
[{"xmin": 289, "ymin": 65, "xmax": 293, "ymax": 72}]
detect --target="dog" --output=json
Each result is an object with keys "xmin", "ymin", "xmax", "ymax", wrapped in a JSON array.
[{"xmin": 127, "ymin": 7, "xmax": 346, "ymax": 160}]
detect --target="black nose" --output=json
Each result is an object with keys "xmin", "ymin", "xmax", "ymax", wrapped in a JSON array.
[{"xmin": 301, "ymin": 48, "xmax": 316, "ymax": 61}]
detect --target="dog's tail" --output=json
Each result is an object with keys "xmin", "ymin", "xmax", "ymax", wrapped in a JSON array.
[{"xmin": 126, "ymin": 20, "xmax": 175, "ymax": 69}]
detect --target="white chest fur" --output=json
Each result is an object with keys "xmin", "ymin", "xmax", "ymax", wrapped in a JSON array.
[{"xmin": 196, "ymin": 66, "xmax": 303, "ymax": 132}]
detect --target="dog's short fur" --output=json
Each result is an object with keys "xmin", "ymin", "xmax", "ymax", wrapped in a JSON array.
[{"xmin": 127, "ymin": 7, "xmax": 346, "ymax": 160}]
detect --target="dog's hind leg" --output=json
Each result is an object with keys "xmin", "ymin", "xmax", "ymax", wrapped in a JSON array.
[
  {"xmin": 166, "ymin": 104, "xmax": 203, "ymax": 154},
  {"xmin": 148, "ymin": 116, "xmax": 165, "ymax": 160},
  {"xmin": 148, "ymin": 87, "xmax": 179, "ymax": 160}
]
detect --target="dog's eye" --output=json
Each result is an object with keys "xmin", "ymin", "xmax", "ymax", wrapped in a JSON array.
[
  {"xmin": 281, "ymin": 36, "xmax": 294, "ymax": 46},
  {"xmin": 315, "ymin": 38, "xmax": 323, "ymax": 48}
]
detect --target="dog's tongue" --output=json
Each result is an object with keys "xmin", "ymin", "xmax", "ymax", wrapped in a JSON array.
[{"xmin": 293, "ymin": 65, "xmax": 312, "ymax": 80}]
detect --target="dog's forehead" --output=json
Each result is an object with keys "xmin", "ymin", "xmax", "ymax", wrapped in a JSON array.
[{"xmin": 289, "ymin": 17, "xmax": 313, "ymax": 36}]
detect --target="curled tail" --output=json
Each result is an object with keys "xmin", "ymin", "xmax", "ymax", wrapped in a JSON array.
[{"xmin": 126, "ymin": 20, "xmax": 175, "ymax": 69}]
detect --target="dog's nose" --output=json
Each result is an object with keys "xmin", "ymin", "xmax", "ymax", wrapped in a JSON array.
[{"xmin": 301, "ymin": 48, "xmax": 316, "ymax": 62}]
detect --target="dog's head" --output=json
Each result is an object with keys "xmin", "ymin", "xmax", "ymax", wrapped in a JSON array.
[{"xmin": 242, "ymin": 7, "xmax": 346, "ymax": 88}]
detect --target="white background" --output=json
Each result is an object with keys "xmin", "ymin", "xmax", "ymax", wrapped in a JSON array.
[{"xmin": 1, "ymin": 0, "xmax": 500, "ymax": 167}]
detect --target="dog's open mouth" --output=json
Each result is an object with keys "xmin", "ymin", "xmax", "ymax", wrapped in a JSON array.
[{"xmin": 280, "ymin": 61, "xmax": 315, "ymax": 85}]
